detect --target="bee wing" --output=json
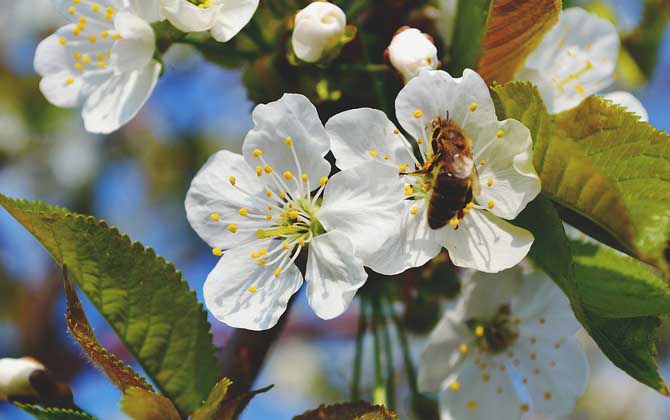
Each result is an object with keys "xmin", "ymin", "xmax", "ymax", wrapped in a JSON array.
[{"xmin": 446, "ymin": 153, "xmax": 475, "ymax": 179}]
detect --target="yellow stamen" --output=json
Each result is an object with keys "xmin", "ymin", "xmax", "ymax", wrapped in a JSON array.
[
  {"xmin": 301, "ymin": 174, "xmax": 308, "ymax": 182},
  {"xmin": 320, "ymin": 176, "xmax": 328, "ymax": 186},
  {"xmin": 264, "ymin": 164, "xmax": 273, "ymax": 174},
  {"xmin": 285, "ymin": 136, "xmax": 293, "ymax": 146},
  {"xmin": 239, "ymin": 208, "xmax": 248, "ymax": 217},
  {"xmin": 369, "ymin": 150, "xmax": 378, "ymax": 157},
  {"xmin": 210, "ymin": 213, "xmax": 221, "ymax": 222},
  {"xmin": 283, "ymin": 171, "xmax": 294, "ymax": 181},
  {"xmin": 449, "ymin": 381, "xmax": 460, "ymax": 391},
  {"xmin": 475, "ymin": 325, "xmax": 485, "ymax": 337},
  {"xmin": 228, "ymin": 224, "xmax": 238, "ymax": 233},
  {"xmin": 487, "ymin": 200, "xmax": 495, "ymax": 209},
  {"xmin": 212, "ymin": 247, "xmax": 223, "ymax": 256},
  {"xmin": 274, "ymin": 268, "xmax": 281, "ymax": 277},
  {"xmin": 469, "ymin": 102, "xmax": 478, "ymax": 112},
  {"xmin": 410, "ymin": 206, "xmax": 418, "ymax": 215},
  {"xmin": 413, "ymin": 109, "xmax": 423, "ymax": 118},
  {"xmin": 229, "ymin": 176, "xmax": 236, "ymax": 186},
  {"xmin": 405, "ymin": 185, "xmax": 414, "ymax": 196},
  {"xmin": 248, "ymin": 286, "xmax": 257, "ymax": 293},
  {"xmin": 252, "ymin": 148, "xmax": 263, "ymax": 157},
  {"xmin": 496, "ymin": 130, "xmax": 504, "ymax": 138},
  {"xmin": 256, "ymin": 166, "xmax": 263, "ymax": 176}
]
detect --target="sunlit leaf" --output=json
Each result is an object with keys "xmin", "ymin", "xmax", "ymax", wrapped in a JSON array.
[
  {"xmin": 515, "ymin": 195, "xmax": 668, "ymax": 393},
  {"xmin": 192, "ymin": 379, "xmax": 272, "ymax": 420},
  {"xmin": 14, "ymin": 404, "xmax": 98, "ymax": 420},
  {"xmin": 477, "ymin": 0, "xmax": 561, "ymax": 84},
  {"xmin": 492, "ymin": 81, "xmax": 670, "ymax": 274},
  {"xmin": 0, "ymin": 195, "xmax": 219, "ymax": 414},
  {"xmin": 572, "ymin": 241, "xmax": 670, "ymax": 318},
  {"xmin": 62, "ymin": 267, "xmax": 153, "ymax": 392},
  {"xmin": 293, "ymin": 401, "xmax": 397, "ymax": 420},
  {"xmin": 120, "ymin": 387, "xmax": 181, "ymax": 420}
]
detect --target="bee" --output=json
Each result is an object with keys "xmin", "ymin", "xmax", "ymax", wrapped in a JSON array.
[{"xmin": 407, "ymin": 114, "xmax": 480, "ymax": 229}]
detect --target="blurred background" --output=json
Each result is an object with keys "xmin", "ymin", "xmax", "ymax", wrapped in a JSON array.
[{"xmin": 0, "ymin": 0, "xmax": 668, "ymax": 419}]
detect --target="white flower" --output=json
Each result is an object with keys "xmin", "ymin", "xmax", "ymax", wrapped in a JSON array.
[
  {"xmin": 517, "ymin": 7, "xmax": 648, "ymax": 120},
  {"xmin": 418, "ymin": 268, "xmax": 589, "ymax": 420},
  {"xmin": 292, "ymin": 1, "xmax": 346, "ymax": 63},
  {"xmin": 0, "ymin": 357, "xmax": 45, "ymax": 401},
  {"xmin": 185, "ymin": 94, "xmax": 404, "ymax": 330},
  {"xmin": 157, "ymin": 0, "xmax": 259, "ymax": 42},
  {"xmin": 387, "ymin": 27, "xmax": 438, "ymax": 83},
  {"xmin": 34, "ymin": 0, "xmax": 161, "ymax": 134},
  {"xmin": 326, "ymin": 69, "xmax": 540, "ymax": 274}
]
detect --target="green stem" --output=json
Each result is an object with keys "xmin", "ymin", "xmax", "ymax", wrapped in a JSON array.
[
  {"xmin": 351, "ymin": 296, "xmax": 367, "ymax": 401},
  {"xmin": 388, "ymin": 297, "xmax": 420, "ymax": 399},
  {"xmin": 337, "ymin": 64, "xmax": 390, "ymax": 73},
  {"xmin": 380, "ymin": 299, "xmax": 396, "ymax": 410},
  {"xmin": 371, "ymin": 297, "xmax": 387, "ymax": 407}
]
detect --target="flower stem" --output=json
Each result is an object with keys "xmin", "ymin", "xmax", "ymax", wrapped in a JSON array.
[
  {"xmin": 380, "ymin": 298, "xmax": 396, "ymax": 410},
  {"xmin": 371, "ymin": 297, "xmax": 387, "ymax": 407},
  {"xmin": 351, "ymin": 296, "xmax": 367, "ymax": 401},
  {"xmin": 336, "ymin": 64, "xmax": 390, "ymax": 73}
]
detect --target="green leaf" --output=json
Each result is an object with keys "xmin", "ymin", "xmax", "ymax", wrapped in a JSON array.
[
  {"xmin": 514, "ymin": 195, "xmax": 668, "ymax": 393},
  {"xmin": 14, "ymin": 404, "xmax": 98, "ymax": 420},
  {"xmin": 492, "ymin": 81, "xmax": 670, "ymax": 274},
  {"xmin": 293, "ymin": 401, "xmax": 397, "ymax": 420},
  {"xmin": 0, "ymin": 194, "xmax": 219, "ymax": 414},
  {"xmin": 448, "ymin": 0, "xmax": 492, "ymax": 75},
  {"xmin": 572, "ymin": 241, "xmax": 670, "ymax": 318},
  {"xmin": 477, "ymin": 0, "xmax": 561, "ymax": 84},
  {"xmin": 62, "ymin": 267, "xmax": 153, "ymax": 392},
  {"xmin": 191, "ymin": 379, "xmax": 272, "ymax": 420},
  {"xmin": 120, "ymin": 387, "xmax": 181, "ymax": 420},
  {"xmin": 622, "ymin": 0, "xmax": 670, "ymax": 78}
]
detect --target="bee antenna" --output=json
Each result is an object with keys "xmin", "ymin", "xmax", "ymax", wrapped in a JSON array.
[{"xmin": 446, "ymin": 110, "xmax": 450, "ymax": 120}]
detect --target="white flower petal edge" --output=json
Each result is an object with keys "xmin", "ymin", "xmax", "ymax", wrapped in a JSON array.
[
  {"xmin": 419, "ymin": 268, "xmax": 588, "ymax": 419},
  {"xmin": 159, "ymin": 0, "xmax": 258, "ymax": 41},
  {"xmin": 188, "ymin": 94, "xmax": 404, "ymax": 329},
  {"xmin": 305, "ymin": 230, "xmax": 367, "ymax": 320},
  {"xmin": 292, "ymin": 1, "xmax": 346, "ymax": 63},
  {"xmin": 517, "ymin": 7, "xmax": 619, "ymax": 113},
  {"xmin": 204, "ymin": 239, "xmax": 304, "ymax": 331},
  {"xmin": 34, "ymin": 1, "xmax": 161, "ymax": 134},
  {"xmin": 0, "ymin": 357, "xmax": 45, "ymax": 401},
  {"xmin": 602, "ymin": 91, "xmax": 649, "ymax": 122},
  {"xmin": 328, "ymin": 69, "xmax": 540, "ymax": 274}
]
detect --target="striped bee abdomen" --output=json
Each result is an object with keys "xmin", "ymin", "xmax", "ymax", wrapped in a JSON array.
[{"xmin": 427, "ymin": 166, "xmax": 473, "ymax": 230}]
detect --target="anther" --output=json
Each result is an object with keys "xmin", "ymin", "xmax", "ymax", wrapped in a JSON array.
[
  {"xmin": 264, "ymin": 165, "xmax": 273, "ymax": 174},
  {"xmin": 393, "ymin": 128, "xmax": 400, "ymax": 134},
  {"xmin": 459, "ymin": 343, "xmax": 468, "ymax": 353},
  {"xmin": 413, "ymin": 109, "xmax": 423, "ymax": 119},
  {"xmin": 252, "ymin": 149, "xmax": 263, "ymax": 157},
  {"xmin": 368, "ymin": 150, "xmax": 378, "ymax": 157},
  {"xmin": 210, "ymin": 213, "xmax": 221, "ymax": 222},
  {"xmin": 474, "ymin": 325, "xmax": 485, "ymax": 337},
  {"xmin": 399, "ymin": 163, "xmax": 409, "ymax": 172},
  {"xmin": 405, "ymin": 185, "xmax": 414, "ymax": 196},
  {"xmin": 449, "ymin": 217, "xmax": 459, "ymax": 227},
  {"xmin": 467, "ymin": 401, "xmax": 477, "ymax": 410},
  {"xmin": 229, "ymin": 176, "xmax": 236, "ymax": 185},
  {"xmin": 574, "ymin": 84, "xmax": 585, "ymax": 95},
  {"xmin": 239, "ymin": 208, "xmax": 248, "ymax": 217},
  {"xmin": 319, "ymin": 176, "xmax": 328, "ymax": 186},
  {"xmin": 283, "ymin": 171, "xmax": 294, "ymax": 181},
  {"xmin": 410, "ymin": 206, "xmax": 418, "ymax": 215},
  {"xmin": 469, "ymin": 102, "xmax": 478, "ymax": 112},
  {"xmin": 449, "ymin": 381, "xmax": 460, "ymax": 391},
  {"xmin": 228, "ymin": 224, "xmax": 238, "ymax": 233},
  {"xmin": 248, "ymin": 286, "xmax": 257, "ymax": 293},
  {"xmin": 256, "ymin": 259, "xmax": 267, "ymax": 266},
  {"xmin": 301, "ymin": 174, "xmax": 308, "ymax": 182},
  {"xmin": 256, "ymin": 166, "xmax": 262, "ymax": 176},
  {"xmin": 274, "ymin": 268, "xmax": 281, "ymax": 277},
  {"xmin": 487, "ymin": 200, "xmax": 495, "ymax": 209},
  {"xmin": 212, "ymin": 248, "xmax": 223, "ymax": 256},
  {"xmin": 496, "ymin": 129, "xmax": 504, "ymax": 138},
  {"xmin": 487, "ymin": 178, "xmax": 493, "ymax": 187},
  {"xmin": 285, "ymin": 136, "xmax": 293, "ymax": 146},
  {"xmin": 480, "ymin": 159, "xmax": 486, "ymax": 166}
]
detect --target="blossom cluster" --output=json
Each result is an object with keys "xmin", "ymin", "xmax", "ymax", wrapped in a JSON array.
[{"xmin": 32, "ymin": 2, "xmax": 651, "ymax": 419}]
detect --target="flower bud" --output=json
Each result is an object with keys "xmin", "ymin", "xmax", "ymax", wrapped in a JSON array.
[
  {"xmin": 0, "ymin": 358, "xmax": 45, "ymax": 401},
  {"xmin": 292, "ymin": 2, "xmax": 347, "ymax": 63},
  {"xmin": 387, "ymin": 27, "xmax": 438, "ymax": 83}
]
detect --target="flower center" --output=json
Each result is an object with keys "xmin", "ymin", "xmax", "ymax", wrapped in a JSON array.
[
  {"xmin": 58, "ymin": 5, "xmax": 120, "ymax": 87},
  {"xmin": 466, "ymin": 305, "xmax": 518, "ymax": 354},
  {"xmin": 187, "ymin": 0, "xmax": 214, "ymax": 8}
]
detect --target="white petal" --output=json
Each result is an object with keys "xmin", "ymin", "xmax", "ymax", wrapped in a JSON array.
[
  {"xmin": 185, "ymin": 150, "xmax": 270, "ymax": 250},
  {"xmin": 210, "ymin": 0, "xmax": 260, "ymax": 42},
  {"xmin": 318, "ymin": 161, "xmax": 406, "ymax": 264},
  {"xmin": 243, "ymin": 94, "xmax": 331, "ymax": 197},
  {"xmin": 111, "ymin": 12, "xmax": 156, "ymax": 72},
  {"xmin": 161, "ymin": 0, "xmax": 221, "ymax": 33},
  {"xmin": 81, "ymin": 60, "xmax": 161, "ymax": 133},
  {"xmin": 291, "ymin": 1, "xmax": 346, "ymax": 62},
  {"xmin": 457, "ymin": 268, "xmax": 524, "ymax": 320},
  {"xmin": 204, "ymin": 239, "xmax": 303, "ymax": 330},
  {"xmin": 418, "ymin": 313, "xmax": 472, "ymax": 392},
  {"xmin": 437, "ymin": 209, "xmax": 534, "ymax": 273},
  {"xmin": 128, "ymin": 0, "xmax": 162, "ymax": 22},
  {"xmin": 0, "ymin": 358, "xmax": 44, "ymax": 400},
  {"xmin": 513, "ymin": 337, "xmax": 588, "ymax": 417},
  {"xmin": 305, "ymin": 231, "xmax": 367, "ymax": 320},
  {"xmin": 602, "ymin": 91, "xmax": 649, "ymax": 122},
  {"xmin": 518, "ymin": 7, "xmax": 619, "ymax": 113},
  {"xmin": 53, "ymin": 0, "xmax": 124, "ymax": 22},
  {"xmin": 387, "ymin": 28, "xmax": 438, "ymax": 83},
  {"xmin": 34, "ymin": 25, "xmax": 110, "ymax": 108},
  {"xmin": 472, "ymin": 119, "xmax": 541, "ymax": 220},
  {"xmin": 439, "ymin": 358, "xmax": 520, "ymax": 420},
  {"xmin": 364, "ymin": 200, "xmax": 442, "ymax": 275},
  {"xmin": 325, "ymin": 108, "xmax": 416, "ymax": 171},
  {"xmin": 512, "ymin": 272, "xmax": 581, "ymax": 339},
  {"xmin": 395, "ymin": 69, "xmax": 497, "ymax": 142}
]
